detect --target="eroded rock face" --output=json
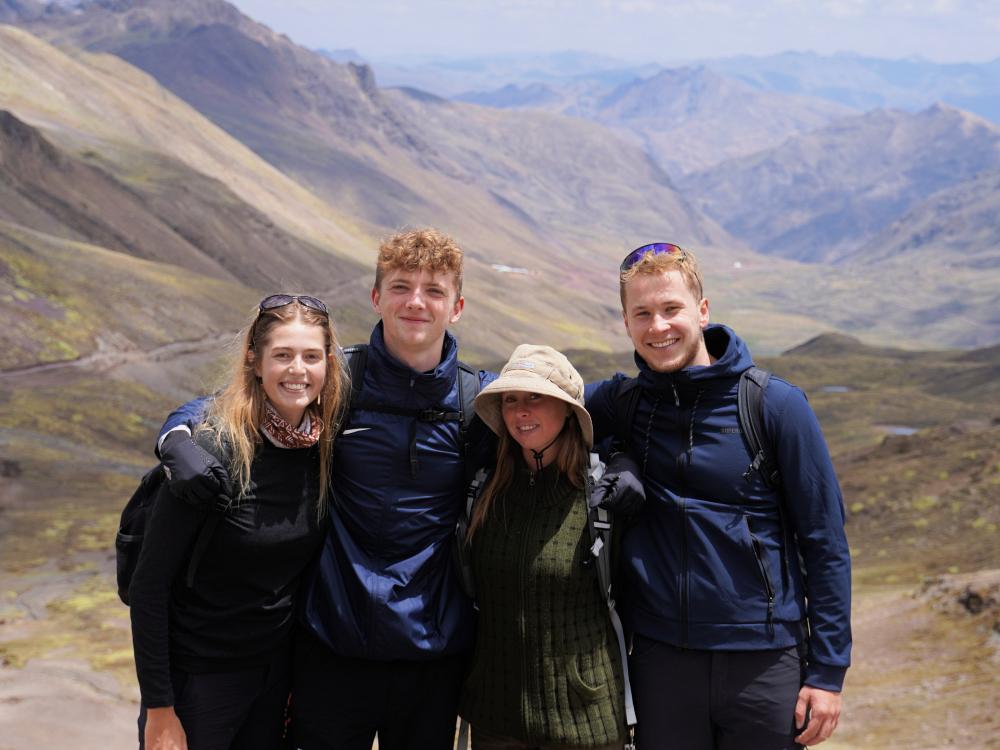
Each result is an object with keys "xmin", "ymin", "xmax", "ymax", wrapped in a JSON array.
[{"xmin": 918, "ymin": 569, "xmax": 1000, "ymax": 641}]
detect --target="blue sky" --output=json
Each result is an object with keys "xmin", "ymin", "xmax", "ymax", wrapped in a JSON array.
[{"xmin": 230, "ymin": 0, "xmax": 1000, "ymax": 63}]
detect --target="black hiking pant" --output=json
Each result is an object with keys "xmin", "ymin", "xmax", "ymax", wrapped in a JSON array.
[
  {"xmin": 289, "ymin": 627, "xmax": 467, "ymax": 750},
  {"xmin": 137, "ymin": 644, "xmax": 291, "ymax": 750},
  {"xmin": 630, "ymin": 634, "xmax": 805, "ymax": 750}
]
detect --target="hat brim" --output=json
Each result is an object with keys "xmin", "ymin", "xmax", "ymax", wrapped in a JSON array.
[{"xmin": 474, "ymin": 375, "xmax": 594, "ymax": 448}]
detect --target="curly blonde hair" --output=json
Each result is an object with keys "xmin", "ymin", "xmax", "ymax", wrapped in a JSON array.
[{"xmin": 374, "ymin": 228, "xmax": 464, "ymax": 299}]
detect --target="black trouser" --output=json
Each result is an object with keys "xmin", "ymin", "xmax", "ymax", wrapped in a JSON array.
[
  {"xmin": 137, "ymin": 646, "xmax": 291, "ymax": 750},
  {"xmin": 630, "ymin": 635, "xmax": 805, "ymax": 750},
  {"xmin": 290, "ymin": 627, "xmax": 467, "ymax": 750}
]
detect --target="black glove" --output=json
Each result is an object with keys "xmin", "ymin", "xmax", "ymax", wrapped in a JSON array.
[
  {"xmin": 160, "ymin": 430, "xmax": 233, "ymax": 507},
  {"xmin": 590, "ymin": 452, "xmax": 645, "ymax": 518}
]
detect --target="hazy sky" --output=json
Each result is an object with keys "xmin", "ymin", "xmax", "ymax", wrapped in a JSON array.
[{"xmin": 229, "ymin": 0, "xmax": 1000, "ymax": 63}]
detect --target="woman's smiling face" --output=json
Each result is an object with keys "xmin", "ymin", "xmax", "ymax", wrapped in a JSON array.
[
  {"xmin": 252, "ymin": 320, "xmax": 328, "ymax": 426},
  {"xmin": 501, "ymin": 391, "xmax": 569, "ymax": 465}
]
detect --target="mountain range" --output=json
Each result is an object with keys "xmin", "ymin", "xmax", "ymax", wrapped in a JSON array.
[
  {"xmin": 387, "ymin": 48, "xmax": 1000, "ymax": 125},
  {"xmin": 1, "ymin": 0, "xmax": 998, "ymax": 366}
]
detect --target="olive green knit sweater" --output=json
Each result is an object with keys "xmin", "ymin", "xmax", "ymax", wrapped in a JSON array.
[{"xmin": 459, "ymin": 463, "xmax": 624, "ymax": 747}]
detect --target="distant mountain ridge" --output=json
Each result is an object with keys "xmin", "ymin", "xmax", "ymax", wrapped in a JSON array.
[
  {"xmin": 680, "ymin": 103, "xmax": 1000, "ymax": 263},
  {"xmin": 704, "ymin": 51, "xmax": 1000, "ymax": 123},
  {"xmin": 455, "ymin": 65, "xmax": 856, "ymax": 175}
]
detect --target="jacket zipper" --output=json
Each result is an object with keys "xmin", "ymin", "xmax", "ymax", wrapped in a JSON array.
[
  {"xmin": 681, "ymin": 498, "xmax": 689, "ymax": 647},
  {"xmin": 678, "ymin": 380, "xmax": 689, "ymax": 647},
  {"xmin": 746, "ymin": 517, "xmax": 776, "ymax": 637}
]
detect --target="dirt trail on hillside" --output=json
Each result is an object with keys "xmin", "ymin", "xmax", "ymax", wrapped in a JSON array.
[
  {"xmin": 0, "ymin": 331, "xmax": 238, "ymax": 380},
  {"xmin": 0, "ymin": 279, "xmax": 364, "ymax": 383}
]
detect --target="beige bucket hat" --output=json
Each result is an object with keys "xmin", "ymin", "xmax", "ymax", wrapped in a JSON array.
[{"xmin": 474, "ymin": 344, "xmax": 593, "ymax": 448}]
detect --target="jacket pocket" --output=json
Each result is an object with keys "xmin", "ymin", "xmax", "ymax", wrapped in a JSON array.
[
  {"xmin": 566, "ymin": 653, "xmax": 609, "ymax": 705},
  {"xmin": 746, "ymin": 516, "xmax": 776, "ymax": 636}
]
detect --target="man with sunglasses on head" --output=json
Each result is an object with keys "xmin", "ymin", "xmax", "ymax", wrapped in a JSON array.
[{"xmin": 585, "ymin": 243, "xmax": 852, "ymax": 750}]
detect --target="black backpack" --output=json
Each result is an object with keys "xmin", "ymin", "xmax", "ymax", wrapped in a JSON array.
[{"xmin": 115, "ymin": 464, "xmax": 224, "ymax": 606}]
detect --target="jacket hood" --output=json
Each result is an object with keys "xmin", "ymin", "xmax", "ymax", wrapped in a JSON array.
[{"xmin": 635, "ymin": 323, "xmax": 753, "ymax": 390}]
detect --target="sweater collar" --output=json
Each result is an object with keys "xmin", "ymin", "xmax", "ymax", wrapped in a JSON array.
[{"xmin": 510, "ymin": 461, "xmax": 577, "ymax": 507}]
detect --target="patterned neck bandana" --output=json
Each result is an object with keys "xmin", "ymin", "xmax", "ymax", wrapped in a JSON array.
[{"xmin": 261, "ymin": 400, "xmax": 321, "ymax": 448}]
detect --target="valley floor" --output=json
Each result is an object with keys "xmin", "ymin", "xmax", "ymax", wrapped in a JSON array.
[{"xmin": 1, "ymin": 565, "xmax": 997, "ymax": 749}]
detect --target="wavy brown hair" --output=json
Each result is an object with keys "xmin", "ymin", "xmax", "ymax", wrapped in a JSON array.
[
  {"xmin": 466, "ymin": 414, "xmax": 588, "ymax": 541},
  {"xmin": 198, "ymin": 300, "xmax": 346, "ymax": 518}
]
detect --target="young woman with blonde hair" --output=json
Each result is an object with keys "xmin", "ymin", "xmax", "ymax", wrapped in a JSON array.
[{"xmin": 129, "ymin": 294, "xmax": 344, "ymax": 750}]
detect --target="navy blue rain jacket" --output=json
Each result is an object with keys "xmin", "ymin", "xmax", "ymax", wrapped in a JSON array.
[
  {"xmin": 585, "ymin": 324, "xmax": 852, "ymax": 691},
  {"xmin": 159, "ymin": 323, "xmax": 495, "ymax": 661}
]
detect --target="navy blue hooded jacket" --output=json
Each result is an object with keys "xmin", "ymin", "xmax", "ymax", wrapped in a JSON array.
[
  {"xmin": 585, "ymin": 324, "xmax": 851, "ymax": 691},
  {"xmin": 160, "ymin": 322, "xmax": 495, "ymax": 661}
]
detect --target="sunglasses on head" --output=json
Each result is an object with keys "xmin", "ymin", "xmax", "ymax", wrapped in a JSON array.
[
  {"xmin": 619, "ymin": 242, "xmax": 686, "ymax": 272},
  {"xmin": 257, "ymin": 294, "xmax": 329, "ymax": 315}
]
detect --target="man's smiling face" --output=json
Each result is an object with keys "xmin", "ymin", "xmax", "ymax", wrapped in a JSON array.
[
  {"xmin": 372, "ymin": 268, "xmax": 464, "ymax": 366},
  {"xmin": 622, "ymin": 269, "xmax": 710, "ymax": 373}
]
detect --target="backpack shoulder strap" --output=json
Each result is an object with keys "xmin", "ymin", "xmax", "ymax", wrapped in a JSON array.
[
  {"xmin": 585, "ymin": 453, "xmax": 637, "ymax": 736},
  {"xmin": 738, "ymin": 367, "xmax": 780, "ymax": 489},
  {"xmin": 456, "ymin": 361, "xmax": 478, "ymax": 427},
  {"xmin": 454, "ymin": 465, "xmax": 490, "ymax": 600},
  {"xmin": 184, "ymin": 506, "xmax": 224, "ymax": 588},
  {"xmin": 343, "ymin": 344, "xmax": 368, "ymax": 415},
  {"xmin": 612, "ymin": 377, "xmax": 642, "ymax": 450},
  {"xmin": 738, "ymin": 367, "xmax": 795, "ymax": 587},
  {"xmin": 182, "ymin": 437, "xmax": 234, "ymax": 589}
]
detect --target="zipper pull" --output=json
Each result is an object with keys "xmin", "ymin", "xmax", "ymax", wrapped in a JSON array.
[{"xmin": 672, "ymin": 383, "xmax": 680, "ymax": 407}]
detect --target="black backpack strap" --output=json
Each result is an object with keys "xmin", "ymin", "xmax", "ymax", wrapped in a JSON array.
[
  {"xmin": 456, "ymin": 360, "xmax": 485, "ymax": 470},
  {"xmin": 612, "ymin": 377, "xmax": 642, "ymax": 450},
  {"xmin": 454, "ymin": 465, "xmax": 490, "ymax": 600},
  {"xmin": 342, "ymin": 344, "xmax": 368, "ymax": 424},
  {"xmin": 738, "ymin": 367, "xmax": 793, "ymax": 586},
  {"xmin": 585, "ymin": 454, "xmax": 636, "ymax": 739},
  {"xmin": 184, "ymin": 506, "xmax": 224, "ymax": 588},
  {"xmin": 183, "ymin": 438, "xmax": 235, "ymax": 589},
  {"xmin": 738, "ymin": 367, "xmax": 780, "ymax": 489}
]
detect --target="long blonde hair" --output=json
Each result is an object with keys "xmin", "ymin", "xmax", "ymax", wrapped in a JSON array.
[
  {"xmin": 466, "ymin": 415, "xmax": 588, "ymax": 541},
  {"xmin": 198, "ymin": 300, "xmax": 346, "ymax": 518}
]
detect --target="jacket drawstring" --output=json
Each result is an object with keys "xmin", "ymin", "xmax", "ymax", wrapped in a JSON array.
[{"xmin": 641, "ymin": 393, "xmax": 662, "ymax": 476}]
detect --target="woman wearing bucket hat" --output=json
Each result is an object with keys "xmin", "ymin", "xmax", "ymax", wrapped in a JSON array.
[{"xmin": 458, "ymin": 344, "xmax": 632, "ymax": 750}]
